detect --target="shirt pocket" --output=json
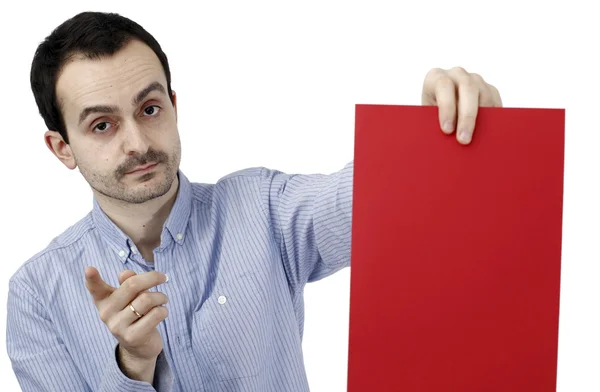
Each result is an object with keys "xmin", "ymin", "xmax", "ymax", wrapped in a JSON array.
[{"xmin": 191, "ymin": 271, "xmax": 270, "ymax": 381}]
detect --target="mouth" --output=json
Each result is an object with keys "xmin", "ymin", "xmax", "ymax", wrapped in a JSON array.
[{"xmin": 125, "ymin": 162, "xmax": 159, "ymax": 175}]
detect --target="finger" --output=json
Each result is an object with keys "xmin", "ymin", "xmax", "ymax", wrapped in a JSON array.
[
  {"xmin": 123, "ymin": 306, "xmax": 169, "ymax": 345},
  {"xmin": 478, "ymin": 87, "xmax": 496, "ymax": 107},
  {"xmin": 488, "ymin": 84, "xmax": 503, "ymax": 107},
  {"xmin": 473, "ymin": 74, "xmax": 497, "ymax": 108},
  {"xmin": 421, "ymin": 68, "xmax": 444, "ymax": 106},
  {"xmin": 456, "ymin": 78, "xmax": 480, "ymax": 144},
  {"xmin": 118, "ymin": 270, "xmax": 137, "ymax": 286},
  {"xmin": 446, "ymin": 67, "xmax": 477, "ymax": 143},
  {"xmin": 111, "ymin": 271, "xmax": 169, "ymax": 311},
  {"xmin": 126, "ymin": 292, "xmax": 169, "ymax": 323},
  {"xmin": 85, "ymin": 266, "xmax": 115, "ymax": 302},
  {"xmin": 434, "ymin": 75, "xmax": 458, "ymax": 134},
  {"xmin": 108, "ymin": 292, "xmax": 169, "ymax": 336}
]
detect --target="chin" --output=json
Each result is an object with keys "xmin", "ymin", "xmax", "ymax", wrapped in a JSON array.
[{"xmin": 117, "ymin": 173, "xmax": 175, "ymax": 204}]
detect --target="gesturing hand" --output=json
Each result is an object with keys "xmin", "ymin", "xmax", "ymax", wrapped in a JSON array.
[{"xmin": 84, "ymin": 266, "xmax": 169, "ymax": 382}]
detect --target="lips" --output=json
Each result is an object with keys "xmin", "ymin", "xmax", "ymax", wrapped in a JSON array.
[{"xmin": 126, "ymin": 162, "xmax": 158, "ymax": 174}]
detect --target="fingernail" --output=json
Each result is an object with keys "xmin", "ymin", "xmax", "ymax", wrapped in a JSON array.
[
  {"xmin": 164, "ymin": 274, "xmax": 169, "ymax": 283},
  {"xmin": 458, "ymin": 130, "xmax": 471, "ymax": 143},
  {"xmin": 443, "ymin": 121, "xmax": 454, "ymax": 133}
]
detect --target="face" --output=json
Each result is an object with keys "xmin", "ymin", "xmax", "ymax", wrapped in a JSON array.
[{"xmin": 48, "ymin": 39, "xmax": 181, "ymax": 204}]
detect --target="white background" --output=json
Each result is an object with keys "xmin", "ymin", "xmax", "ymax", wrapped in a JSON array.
[{"xmin": 0, "ymin": 1, "xmax": 598, "ymax": 391}]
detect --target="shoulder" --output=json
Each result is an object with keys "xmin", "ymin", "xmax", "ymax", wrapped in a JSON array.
[
  {"xmin": 219, "ymin": 167, "xmax": 268, "ymax": 181},
  {"xmin": 9, "ymin": 212, "xmax": 95, "ymax": 290},
  {"xmin": 189, "ymin": 167, "xmax": 279, "ymax": 202}
]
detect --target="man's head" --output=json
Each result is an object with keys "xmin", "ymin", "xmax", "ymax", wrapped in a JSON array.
[{"xmin": 31, "ymin": 11, "xmax": 181, "ymax": 204}]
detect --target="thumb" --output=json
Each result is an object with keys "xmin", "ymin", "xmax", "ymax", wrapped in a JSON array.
[
  {"xmin": 118, "ymin": 270, "xmax": 137, "ymax": 286},
  {"xmin": 84, "ymin": 266, "xmax": 115, "ymax": 301}
]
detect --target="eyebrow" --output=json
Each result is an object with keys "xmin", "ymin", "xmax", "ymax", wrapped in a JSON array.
[{"xmin": 78, "ymin": 81, "xmax": 167, "ymax": 126}]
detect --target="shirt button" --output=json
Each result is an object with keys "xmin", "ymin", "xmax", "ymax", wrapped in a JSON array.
[
  {"xmin": 218, "ymin": 296, "xmax": 227, "ymax": 305},
  {"xmin": 176, "ymin": 233, "xmax": 183, "ymax": 240},
  {"xmin": 119, "ymin": 250, "xmax": 126, "ymax": 257},
  {"xmin": 132, "ymin": 248, "xmax": 137, "ymax": 255}
]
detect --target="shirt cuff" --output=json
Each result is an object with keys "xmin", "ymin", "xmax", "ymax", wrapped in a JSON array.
[
  {"xmin": 99, "ymin": 343, "xmax": 173, "ymax": 392},
  {"xmin": 153, "ymin": 349, "xmax": 174, "ymax": 391}
]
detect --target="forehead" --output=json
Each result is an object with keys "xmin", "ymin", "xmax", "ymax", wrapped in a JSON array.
[{"xmin": 56, "ymin": 39, "xmax": 166, "ymax": 118}]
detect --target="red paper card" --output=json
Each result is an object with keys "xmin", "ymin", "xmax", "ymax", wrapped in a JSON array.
[{"xmin": 347, "ymin": 105, "xmax": 564, "ymax": 391}]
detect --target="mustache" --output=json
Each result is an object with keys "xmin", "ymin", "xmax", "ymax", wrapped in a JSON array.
[{"xmin": 116, "ymin": 148, "xmax": 169, "ymax": 178}]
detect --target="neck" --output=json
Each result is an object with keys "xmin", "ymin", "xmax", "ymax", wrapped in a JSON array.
[{"xmin": 94, "ymin": 175, "xmax": 180, "ymax": 254}]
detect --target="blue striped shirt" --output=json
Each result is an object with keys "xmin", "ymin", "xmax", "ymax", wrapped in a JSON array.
[{"xmin": 6, "ymin": 161, "xmax": 354, "ymax": 391}]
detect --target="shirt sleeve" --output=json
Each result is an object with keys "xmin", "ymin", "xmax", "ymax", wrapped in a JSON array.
[
  {"xmin": 98, "ymin": 343, "xmax": 174, "ymax": 392},
  {"xmin": 260, "ymin": 160, "xmax": 354, "ymax": 290},
  {"xmin": 6, "ymin": 278, "xmax": 173, "ymax": 392}
]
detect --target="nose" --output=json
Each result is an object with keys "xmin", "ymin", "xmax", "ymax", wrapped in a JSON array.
[{"xmin": 121, "ymin": 121, "xmax": 150, "ymax": 156}]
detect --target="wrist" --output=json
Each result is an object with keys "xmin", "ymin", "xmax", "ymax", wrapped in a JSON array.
[{"xmin": 117, "ymin": 345, "xmax": 157, "ymax": 384}]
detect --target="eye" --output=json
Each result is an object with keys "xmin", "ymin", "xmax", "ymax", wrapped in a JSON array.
[
  {"xmin": 92, "ymin": 122, "xmax": 113, "ymax": 133},
  {"xmin": 143, "ymin": 105, "xmax": 161, "ymax": 117}
]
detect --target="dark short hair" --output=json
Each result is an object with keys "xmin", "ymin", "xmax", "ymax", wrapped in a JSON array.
[{"xmin": 30, "ymin": 11, "xmax": 174, "ymax": 144}]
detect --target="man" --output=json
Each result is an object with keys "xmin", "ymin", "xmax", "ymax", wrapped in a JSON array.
[{"xmin": 6, "ymin": 10, "xmax": 502, "ymax": 392}]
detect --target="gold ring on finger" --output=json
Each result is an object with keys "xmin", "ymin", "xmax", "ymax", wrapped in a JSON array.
[{"xmin": 128, "ymin": 302, "xmax": 143, "ymax": 318}]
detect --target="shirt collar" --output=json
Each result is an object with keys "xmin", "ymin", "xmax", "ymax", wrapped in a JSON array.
[{"xmin": 91, "ymin": 170, "xmax": 193, "ymax": 263}]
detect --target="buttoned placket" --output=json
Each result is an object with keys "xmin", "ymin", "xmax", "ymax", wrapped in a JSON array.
[
  {"xmin": 153, "ymin": 231, "xmax": 205, "ymax": 391},
  {"xmin": 114, "ymin": 237, "xmax": 191, "ymax": 390}
]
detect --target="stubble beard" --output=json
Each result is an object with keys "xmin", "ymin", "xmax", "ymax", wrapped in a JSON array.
[{"xmin": 79, "ymin": 146, "xmax": 180, "ymax": 205}]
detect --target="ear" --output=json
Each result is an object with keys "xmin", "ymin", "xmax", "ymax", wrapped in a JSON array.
[
  {"xmin": 171, "ymin": 89, "xmax": 178, "ymax": 121},
  {"xmin": 45, "ymin": 130, "xmax": 77, "ymax": 170}
]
